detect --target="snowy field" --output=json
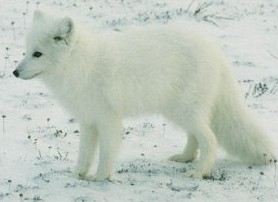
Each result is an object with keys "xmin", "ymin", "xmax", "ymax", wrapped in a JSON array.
[{"xmin": 0, "ymin": 0, "xmax": 278, "ymax": 201}]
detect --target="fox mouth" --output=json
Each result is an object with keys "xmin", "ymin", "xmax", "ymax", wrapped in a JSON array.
[
  {"xmin": 27, "ymin": 71, "xmax": 44, "ymax": 79},
  {"xmin": 13, "ymin": 70, "xmax": 44, "ymax": 80}
]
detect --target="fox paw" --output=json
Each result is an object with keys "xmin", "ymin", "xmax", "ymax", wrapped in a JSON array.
[
  {"xmin": 65, "ymin": 171, "xmax": 83, "ymax": 180},
  {"xmin": 185, "ymin": 169, "xmax": 210, "ymax": 179},
  {"xmin": 169, "ymin": 154, "xmax": 194, "ymax": 163},
  {"xmin": 86, "ymin": 174, "xmax": 112, "ymax": 182}
]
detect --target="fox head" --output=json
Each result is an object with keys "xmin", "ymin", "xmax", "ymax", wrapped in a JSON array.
[{"xmin": 13, "ymin": 10, "xmax": 75, "ymax": 80}]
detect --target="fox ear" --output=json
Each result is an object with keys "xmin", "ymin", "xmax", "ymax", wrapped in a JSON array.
[
  {"xmin": 59, "ymin": 17, "xmax": 74, "ymax": 36},
  {"xmin": 55, "ymin": 17, "xmax": 74, "ymax": 45},
  {"xmin": 33, "ymin": 10, "xmax": 44, "ymax": 21}
]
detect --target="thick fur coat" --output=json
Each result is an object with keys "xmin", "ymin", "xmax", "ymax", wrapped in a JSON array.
[{"xmin": 14, "ymin": 10, "xmax": 274, "ymax": 181}]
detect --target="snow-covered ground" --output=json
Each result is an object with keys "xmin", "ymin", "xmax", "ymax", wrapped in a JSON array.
[{"xmin": 0, "ymin": 0, "xmax": 278, "ymax": 201}]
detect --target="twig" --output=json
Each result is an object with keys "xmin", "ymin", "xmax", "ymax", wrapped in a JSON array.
[
  {"xmin": 274, "ymin": 159, "xmax": 277, "ymax": 188},
  {"xmin": 39, "ymin": 173, "xmax": 49, "ymax": 182},
  {"xmin": 202, "ymin": 16, "xmax": 218, "ymax": 27},
  {"xmin": 8, "ymin": 179, "xmax": 12, "ymax": 191},
  {"xmin": 268, "ymin": 50, "xmax": 278, "ymax": 59},
  {"xmin": 36, "ymin": 150, "xmax": 42, "ymax": 160},
  {"xmin": 186, "ymin": 0, "xmax": 196, "ymax": 14},
  {"xmin": 11, "ymin": 21, "xmax": 15, "ymax": 41},
  {"xmin": 195, "ymin": 2, "xmax": 212, "ymax": 16},
  {"xmin": 2, "ymin": 115, "xmax": 6, "ymax": 135},
  {"xmin": 257, "ymin": 171, "xmax": 264, "ymax": 188},
  {"xmin": 213, "ymin": 16, "xmax": 234, "ymax": 20}
]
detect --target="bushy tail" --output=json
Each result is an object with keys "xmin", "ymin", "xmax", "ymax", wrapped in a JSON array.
[{"xmin": 210, "ymin": 68, "xmax": 274, "ymax": 165}]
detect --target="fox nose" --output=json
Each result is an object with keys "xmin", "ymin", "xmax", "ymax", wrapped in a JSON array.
[{"xmin": 13, "ymin": 70, "xmax": 19, "ymax": 77}]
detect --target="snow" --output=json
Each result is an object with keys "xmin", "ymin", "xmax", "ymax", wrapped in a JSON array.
[{"xmin": 0, "ymin": 0, "xmax": 278, "ymax": 201}]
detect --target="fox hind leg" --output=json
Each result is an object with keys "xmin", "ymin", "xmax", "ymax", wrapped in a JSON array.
[
  {"xmin": 169, "ymin": 134, "xmax": 199, "ymax": 163},
  {"xmin": 185, "ymin": 123, "xmax": 217, "ymax": 179},
  {"xmin": 169, "ymin": 113, "xmax": 217, "ymax": 179}
]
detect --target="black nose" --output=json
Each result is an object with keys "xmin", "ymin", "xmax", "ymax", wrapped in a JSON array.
[{"xmin": 13, "ymin": 70, "xmax": 19, "ymax": 77}]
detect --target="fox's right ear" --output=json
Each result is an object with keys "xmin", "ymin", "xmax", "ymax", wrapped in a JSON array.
[
  {"xmin": 33, "ymin": 10, "xmax": 44, "ymax": 21},
  {"xmin": 54, "ymin": 17, "xmax": 74, "ymax": 45}
]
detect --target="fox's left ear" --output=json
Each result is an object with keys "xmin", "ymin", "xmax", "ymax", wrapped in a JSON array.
[
  {"xmin": 55, "ymin": 17, "xmax": 74, "ymax": 45},
  {"xmin": 33, "ymin": 10, "xmax": 44, "ymax": 21}
]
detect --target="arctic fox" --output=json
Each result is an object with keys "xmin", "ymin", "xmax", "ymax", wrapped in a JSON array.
[{"xmin": 13, "ymin": 10, "xmax": 274, "ymax": 181}]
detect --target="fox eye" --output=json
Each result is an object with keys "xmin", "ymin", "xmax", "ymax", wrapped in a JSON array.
[
  {"xmin": 53, "ymin": 36, "xmax": 63, "ymax": 41},
  {"xmin": 33, "ymin": 51, "xmax": 43, "ymax": 58}
]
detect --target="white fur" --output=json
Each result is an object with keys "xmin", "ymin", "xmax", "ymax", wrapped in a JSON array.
[{"xmin": 14, "ymin": 10, "xmax": 274, "ymax": 180}]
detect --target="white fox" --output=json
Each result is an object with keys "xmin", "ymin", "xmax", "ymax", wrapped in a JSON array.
[{"xmin": 13, "ymin": 10, "xmax": 274, "ymax": 181}]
